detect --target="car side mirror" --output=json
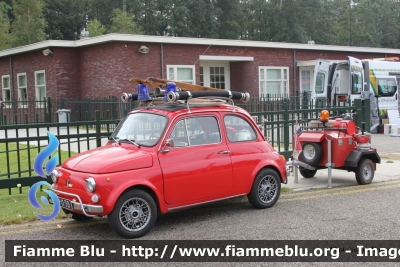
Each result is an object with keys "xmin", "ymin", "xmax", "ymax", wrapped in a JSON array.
[{"xmin": 161, "ymin": 138, "xmax": 174, "ymax": 153}]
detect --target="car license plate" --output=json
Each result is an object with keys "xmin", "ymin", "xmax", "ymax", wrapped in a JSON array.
[{"xmin": 59, "ymin": 198, "xmax": 73, "ymax": 210}]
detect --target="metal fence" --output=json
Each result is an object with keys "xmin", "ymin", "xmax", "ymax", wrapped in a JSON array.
[
  {"xmin": 0, "ymin": 96, "xmax": 370, "ymax": 194},
  {"xmin": 0, "ymin": 110, "xmax": 119, "ymax": 194},
  {"xmin": 0, "ymin": 97, "xmax": 138, "ymax": 125}
]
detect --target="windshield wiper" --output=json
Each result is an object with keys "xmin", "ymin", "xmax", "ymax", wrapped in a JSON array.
[
  {"xmin": 120, "ymin": 138, "xmax": 140, "ymax": 147},
  {"xmin": 109, "ymin": 136, "xmax": 120, "ymax": 144}
]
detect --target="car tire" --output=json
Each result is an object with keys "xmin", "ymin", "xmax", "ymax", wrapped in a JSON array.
[
  {"xmin": 248, "ymin": 168, "xmax": 281, "ymax": 209},
  {"xmin": 62, "ymin": 208, "xmax": 93, "ymax": 221},
  {"xmin": 299, "ymin": 167, "xmax": 317, "ymax": 178},
  {"xmin": 355, "ymin": 158, "xmax": 374, "ymax": 185},
  {"xmin": 108, "ymin": 189, "xmax": 157, "ymax": 239},
  {"xmin": 300, "ymin": 142, "xmax": 323, "ymax": 166}
]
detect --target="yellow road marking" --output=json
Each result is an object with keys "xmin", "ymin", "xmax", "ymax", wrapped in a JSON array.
[
  {"xmin": 280, "ymin": 181, "xmax": 400, "ymax": 202},
  {"xmin": 1, "ymin": 180, "xmax": 400, "ymax": 236}
]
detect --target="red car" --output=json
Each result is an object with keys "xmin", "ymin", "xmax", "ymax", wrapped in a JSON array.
[{"xmin": 51, "ymin": 96, "xmax": 287, "ymax": 238}]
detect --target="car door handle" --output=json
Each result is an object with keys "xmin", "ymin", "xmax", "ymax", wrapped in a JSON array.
[{"xmin": 218, "ymin": 150, "xmax": 230, "ymax": 154}]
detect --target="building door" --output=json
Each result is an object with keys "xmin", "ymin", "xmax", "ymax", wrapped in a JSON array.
[{"xmin": 200, "ymin": 62, "xmax": 230, "ymax": 90}]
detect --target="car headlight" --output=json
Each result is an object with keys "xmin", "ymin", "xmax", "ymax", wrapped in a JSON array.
[
  {"xmin": 51, "ymin": 170, "xmax": 62, "ymax": 183},
  {"xmin": 85, "ymin": 177, "xmax": 96, "ymax": 192}
]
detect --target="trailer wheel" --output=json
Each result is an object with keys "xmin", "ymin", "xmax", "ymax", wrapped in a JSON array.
[
  {"xmin": 300, "ymin": 142, "xmax": 323, "ymax": 166},
  {"xmin": 355, "ymin": 158, "xmax": 374, "ymax": 185},
  {"xmin": 299, "ymin": 167, "xmax": 317, "ymax": 178}
]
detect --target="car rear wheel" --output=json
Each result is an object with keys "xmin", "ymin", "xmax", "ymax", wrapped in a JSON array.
[
  {"xmin": 299, "ymin": 167, "xmax": 317, "ymax": 178},
  {"xmin": 62, "ymin": 208, "xmax": 93, "ymax": 221},
  {"xmin": 248, "ymin": 168, "xmax": 281, "ymax": 209},
  {"xmin": 300, "ymin": 142, "xmax": 323, "ymax": 166},
  {"xmin": 108, "ymin": 189, "xmax": 157, "ymax": 239},
  {"xmin": 355, "ymin": 158, "xmax": 374, "ymax": 185}
]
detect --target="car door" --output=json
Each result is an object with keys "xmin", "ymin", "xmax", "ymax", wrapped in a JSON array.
[
  {"xmin": 159, "ymin": 114, "xmax": 233, "ymax": 205},
  {"xmin": 223, "ymin": 114, "xmax": 264, "ymax": 194}
]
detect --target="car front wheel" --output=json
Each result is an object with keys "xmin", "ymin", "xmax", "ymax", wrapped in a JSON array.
[
  {"xmin": 248, "ymin": 168, "xmax": 281, "ymax": 209},
  {"xmin": 108, "ymin": 189, "xmax": 157, "ymax": 239}
]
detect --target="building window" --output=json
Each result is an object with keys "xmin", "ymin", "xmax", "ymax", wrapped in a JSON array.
[
  {"xmin": 1, "ymin": 75, "xmax": 11, "ymax": 108},
  {"xmin": 301, "ymin": 70, "xmax": 311, "ymax": 92},
  {"xmin": 167, "ymin": 65, "xmax": 195, "ymax": 84},
  {"xmin": 259, "ymin": 67, "xmax": 289, "ymax": 95},
  {"xmin": 35, "ymin": 70, "xmax": 46, "ymax": 107},
  {"xmin": 200, "ymin": 63, "xmax": 230, "ymax": 90},
  {"xmin": 209, "ymin": 67, "xmax": 226, "ymax": 89},
  {"xmin": 17, "ymin": 73, "xmax": 27, "ymax": 108}
]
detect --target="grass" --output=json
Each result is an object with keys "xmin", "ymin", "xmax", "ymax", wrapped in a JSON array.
[
  {"xmin": 0, "ymin": 142, "xmax": 76, "ymax": 224},
  {"xmin": 380, "ymin": 154, "xmax": 400, "ymax": 161},
  {"xmin": 281, "ymin": 187, "xmax": 292, "ymax": 193},
  {"xmin": 0, "ymin": 187, "xmax": 67, "ymax": 225},
  {"xmin": 0, "ymin": 143, "xmax": 76, "ymax": 178}
]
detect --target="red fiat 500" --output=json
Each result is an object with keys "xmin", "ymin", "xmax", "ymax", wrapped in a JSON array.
[{"xmin": 51, "ymin": 97, "xmax": 287, "ymax": 238}]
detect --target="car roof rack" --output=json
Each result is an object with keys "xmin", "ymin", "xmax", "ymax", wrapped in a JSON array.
[{"xmin": 122, "ymin": 77, "xmax": 250, "ymax": 112}]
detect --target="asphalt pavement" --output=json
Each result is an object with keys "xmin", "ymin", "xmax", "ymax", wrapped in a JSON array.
[{"xmin": 285, "ymin": 133, "xmax": 400, "ymax": 191}]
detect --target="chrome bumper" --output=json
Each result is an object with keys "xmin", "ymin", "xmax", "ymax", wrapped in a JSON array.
[{"xmin": 50, "ymin": 184, "xmax": 104, "ymax": 216}]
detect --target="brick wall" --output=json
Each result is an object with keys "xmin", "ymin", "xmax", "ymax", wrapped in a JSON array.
[{"xmin": 1, "ymin": 41, "xmax": 399, "ymax": 103}]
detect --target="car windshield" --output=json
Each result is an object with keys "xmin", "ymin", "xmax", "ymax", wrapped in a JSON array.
[{"xmin": 111, "ymin": 112, "xmax": 168, "ymax": 147}]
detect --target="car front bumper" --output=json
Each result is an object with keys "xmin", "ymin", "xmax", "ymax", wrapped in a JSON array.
[{"xmin": 50, "ymin": 184, "xmax": 104, "ymax": 216}]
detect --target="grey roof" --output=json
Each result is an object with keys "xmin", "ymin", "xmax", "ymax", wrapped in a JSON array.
[{"xmin": 1, "ymin": 33, "xmax": 400, "ymax": 58}]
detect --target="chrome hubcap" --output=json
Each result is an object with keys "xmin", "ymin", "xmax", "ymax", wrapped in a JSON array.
[
  {"xmin": 258, "ymin": 175, "xmax": 278, "ymax": 203},
  {"xmin": 119, "ymin": 197, "xmax": 151, "ymax": 232}
]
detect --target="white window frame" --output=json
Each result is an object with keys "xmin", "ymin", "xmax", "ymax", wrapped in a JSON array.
[
  {"xmin": 200, "ymin": 62, "xmax": 230, "ymax": 90},
  {"xmin": 167, "ymin": 65, "xmax": 195, "ymax": 84},
  {"xmin": 259, "ymin": 67, "xmax": 289, "ymax": 96},
  {"xmin": 300, "ymin": 69, "xmax": 312, "ymax": 93},
  {"xmin": 17, "ymin": 73, "xmax": 28, "ymax": 108},
  {"xmin": 35, "ymin": 70, "xmax": 46, "ymax": 108},
  {"xmin": 1, "ymin": 75, "xmax": 12, "ymax": 108}
]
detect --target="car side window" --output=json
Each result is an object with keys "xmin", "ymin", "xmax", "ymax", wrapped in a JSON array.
[
  {"xmin": 169, "ymin": 116, "xmax": 221, "ymax": 147},
  {"xmin": 224, "ymin": 115, "xmax": 257, "ymax": 142}
]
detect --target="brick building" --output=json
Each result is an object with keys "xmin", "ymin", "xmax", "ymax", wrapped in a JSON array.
[{"xmin": 1, "ymin": 33, "xmax": 400, "ymax": 104}]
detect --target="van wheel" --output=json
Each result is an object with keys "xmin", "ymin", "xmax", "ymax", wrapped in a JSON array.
[
  {"xmin": 300, "ymin": 142, "xmax": 323, "ymax": 166},
  {"xmin": 355, "ymin": 158, "xmax": 374, "ymax": 185},
  {"xmin": 248, "ymin": 168, "xmax": 281, "ymax": 209},
  {"xmin": 62, "ymin": 208, "xmax": 93, "ymax": 221},
  {"xmin": 108, "ymin": 189, "xmax": 157, "ymax": 239},
  {"xmin": 299, "ymin": 167, "xmax": 317, "ymax": 178}
]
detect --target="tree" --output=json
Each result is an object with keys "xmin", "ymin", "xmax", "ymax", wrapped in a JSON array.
[
  {"xmin": 109, "ymin": 8, "xmax": 141, "ymax": 34},
  {"xmin": 43, "ymin": 0, "xmax": 86, "ymax": 40},
  {"xmin": 215, "ymin": 0, "xmax": 241, "ymax": 39},
  {"xmin": 87, "ymin": 18, "xmax": 106, "ymax": 37},
  {"xmin": 130, "ymin": 0, "xmax": 159, "ymax": 35},
  {"xmin": 0, "ymin": 2, "xmax": 11, "ymax": 50},
  {"xmin": 11, "ymin": 0, "xmax": 46, "ymax": 46}
]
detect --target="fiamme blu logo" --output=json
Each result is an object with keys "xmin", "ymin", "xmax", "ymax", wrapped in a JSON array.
[{"xmin": 28, "ymin": 131, "xmax": 60, "ymax": 221}]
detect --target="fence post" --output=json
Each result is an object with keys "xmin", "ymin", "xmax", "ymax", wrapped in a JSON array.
[
  {"xmin": 95, "ymin": 110, "xmax": 101, "ymax": 147},
  {"xmin": 283, "ymin": 100, "xmax": 289, "ymax": 152},
  {"xmin": 47, "ymin": 97, "xmax": 52, "ymax": 123},
  {"xmin": 354, "ymin": 99, "xmax": 362, "ymax": 129},
  {"xmin": 0, "ymin": 106, "xmax": 3, "ymax": 125}
]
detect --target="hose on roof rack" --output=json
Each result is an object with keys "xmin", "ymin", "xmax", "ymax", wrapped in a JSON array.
[{"xmin": 168, "ymin": 91, "xmax": 250, "ymax": 103}]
